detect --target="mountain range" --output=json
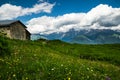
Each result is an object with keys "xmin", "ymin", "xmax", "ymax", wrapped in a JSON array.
[{"xmin": 31, "ymin": 29, "xmax": 120, "ymax": 44}]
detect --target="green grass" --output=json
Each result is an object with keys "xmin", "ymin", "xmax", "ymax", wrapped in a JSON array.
[{"xmin": 0, "ymin": 38, "xmax": 120, "ymax": 80}]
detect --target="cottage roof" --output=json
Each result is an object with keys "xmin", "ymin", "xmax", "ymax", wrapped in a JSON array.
[
  {"xmin": 0, "ymin": 20, "xmax": 27, "ymax": 28},
  {"xmin": 0, "ymin": 20, "xmax": 19, "ymax": 26}
]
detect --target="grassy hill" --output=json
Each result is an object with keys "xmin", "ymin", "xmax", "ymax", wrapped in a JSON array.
[{"xmin": 0, "ymin": 37, "xmax": 120, "ymax": 80}]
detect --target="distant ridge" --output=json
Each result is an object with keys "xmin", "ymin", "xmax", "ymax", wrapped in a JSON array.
[{"xmin": 31, "ymin": 29, "xmax": 120, "ymax": 44}]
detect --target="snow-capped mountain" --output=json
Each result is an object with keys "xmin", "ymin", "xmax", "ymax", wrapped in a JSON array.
[{"xmin": 31, "ymin": 29, "xmax": 120, "ymax": 44}]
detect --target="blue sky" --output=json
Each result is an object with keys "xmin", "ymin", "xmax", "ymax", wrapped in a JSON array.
[
  {"xmin": 0, "ymin": 0, "xmax": 120, "ymax": 22},
  {"xmin": 0, "ymin": 0, "xmax": 120, "ymax": 34}
]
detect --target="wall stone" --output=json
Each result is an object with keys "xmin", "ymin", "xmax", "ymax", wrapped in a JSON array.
[
  {"xmin": 0, "ymin": 27, "xmax": 11, "ymax": 38},
  {"xmin": 0, "ymin": 21, "xmax": 30, "ymax": 40}
]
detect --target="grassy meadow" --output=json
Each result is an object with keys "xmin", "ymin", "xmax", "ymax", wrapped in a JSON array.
[{"xmin": 0, "ymin": 36, "xmax": 120, "ymax": 80}]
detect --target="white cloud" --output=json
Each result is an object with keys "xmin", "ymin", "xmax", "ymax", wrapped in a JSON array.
[
  {"xmin": 27, "ymin": 13, "xmax": 85, "ymax": 34},
  {"xmin": 0, "ymin": 2, "xmax": 55, "ymax": 20},
  {"xmin": 80, "ymin": 4, "xmax": 120, "ymax": 26},
  {"xmin": 27, "ymin": 4, "xmax": 120, "ymax": 34}
]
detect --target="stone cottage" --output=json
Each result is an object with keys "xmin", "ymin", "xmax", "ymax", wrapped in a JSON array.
[{"xmin": 0, "ymin": 20, "xmax": 30, "ymax": 40}]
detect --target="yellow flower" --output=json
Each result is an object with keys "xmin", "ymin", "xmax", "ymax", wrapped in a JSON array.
[
  {"xmin": 26, "ymin": 77, "xmax": 28, "ymax": 80},
  {"xmin": 61, "ymin": 64, "xmax": 63, "ymax": 67},
  {"xmin": 13, "ymin": 74, "xmax": 16, "ymax": 77},
  {"xmin": 68, "ymin": 77, "xmax": 71, "ymax": 80},
  {"xmin": 91, "ymin": 69, "xmax": 93, "ymax": 72},
  {"xmin": 17, "ymin": 58, "xmax": 19, "ymax": 61}
]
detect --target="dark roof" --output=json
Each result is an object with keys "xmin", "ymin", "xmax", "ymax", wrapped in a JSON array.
[
  {"xmin": 0, "ymin": 20, "xmax": 19, "ymax": 26},
  {"xmin": 0, "ymin": 20, "xmax": 27, "ymax": 28},
  {"xmin": 0, "ymin": 20, "xmax": 30, "ymax": 34}
]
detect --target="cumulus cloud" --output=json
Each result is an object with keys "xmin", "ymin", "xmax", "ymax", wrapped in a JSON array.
[
  {"xmin": 0, "ymin": 2, "xmax": 55, "ymax": 20},
  {"xmin": 27, "ymin": 4, "xmax": 120, "ymax": 34},
  {"xmin": 27, "ymin": 13, "xmax": 85, "ymax": 34}
]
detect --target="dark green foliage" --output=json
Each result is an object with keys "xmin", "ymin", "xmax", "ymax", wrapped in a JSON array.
[
  {"xmin": 0, "ymin": 36, "xmax": 11, "ymax": 56},
  {"xmin": 36, "ymin": 38, "xmax": 48, "ymax": 42},
  {"xmin": 47, "ymin": 41, "xmax": 120, "ymax": 66}
]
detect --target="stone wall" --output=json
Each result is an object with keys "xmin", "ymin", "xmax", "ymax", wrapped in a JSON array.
[
  {"xmin": 0, "ymin": 21, "xmax": 30, "ymax": 40},
  {"xmin": 0, "ymin": 27, "xmax": 11, "ymax": 38},
  {"xmin": 10, "ymin": 22, "xmax": 27, "ymax": 40}
]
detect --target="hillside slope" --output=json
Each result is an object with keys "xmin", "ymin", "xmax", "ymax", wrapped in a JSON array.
[{"xmin": 0, "ymin": 37, "xmax": 120, "ymax": 80}]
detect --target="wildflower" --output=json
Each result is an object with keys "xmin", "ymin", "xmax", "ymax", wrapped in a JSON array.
[
  {"xmin": 17, "ymin": 58, "xmax": 19, "ymax": 61},
  {"xmin": 68, "ymin": 71, "xmax": 71, "ymax": 75},
  {"xmin": 68, "ymin": 77, "xmax": 71, "ymax": 80},
  {"xmin": 9, "ymin": 67, "xmax": 11, "ymax": 69},
  {"xmin": 61, "ymin": 64, "xmax": 63, "ymax": 67},
  {"xmin": 65, "ymin": 67, "xmax": 68, "ymax": 70},
  {"xmin": 87, "ymin": 76, "xmax": 89, "ymax": 79},
  {"xmin": 0, "ymin": 59, "xmax": 4, "ymax": 62},
  {"xmin": 87, "ymin": 67, "xmax": 90, "ymax": 70},
  {"xmin": 26, "ymin": 77, "xmax": 28, "ymax": 80},
  {"xmin": 34, "ymin": 54, "xmax": 36, "ymax": 57},
  {"xmin": 13, "ymin": 74, "xmax": 16, "ymax": 77},
  {"xmin": 51, "ymin": 68, "xmax": 54, "ymax": 71},
  {"xmin": 91, "ymin": 69, "xmax": 93, "ymax": 72}
]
